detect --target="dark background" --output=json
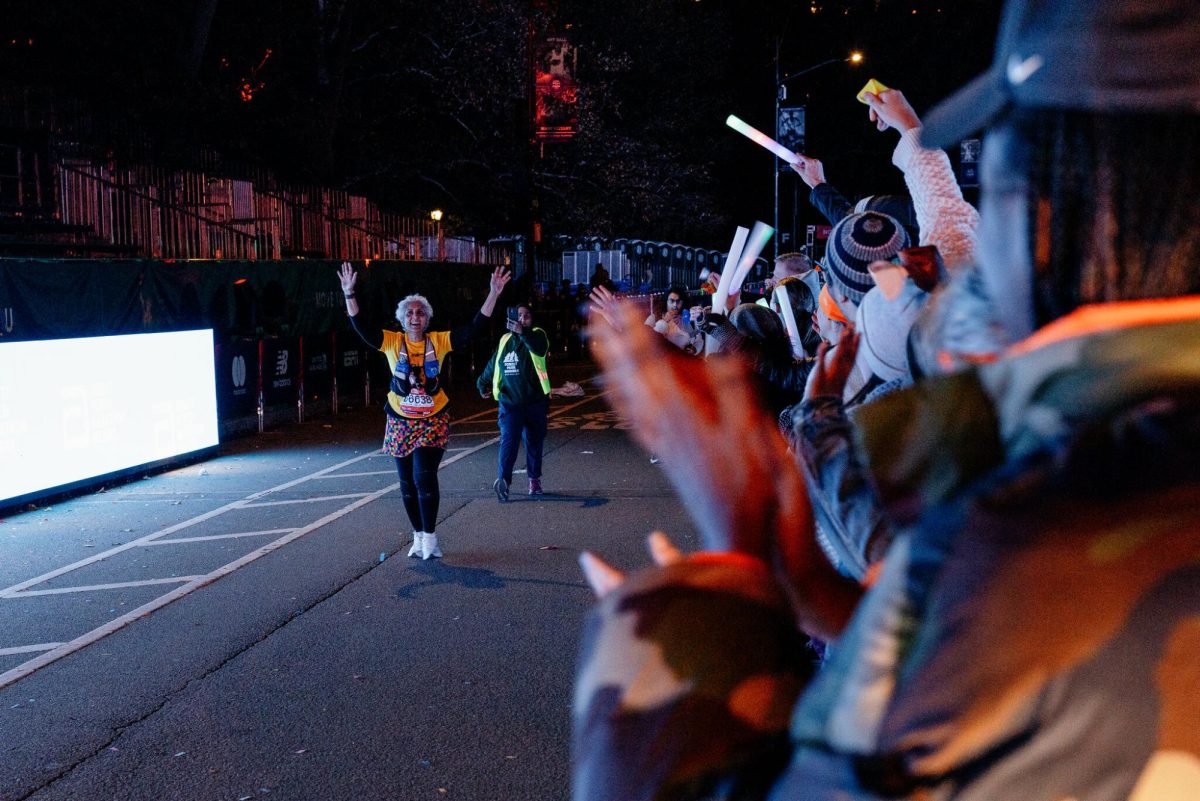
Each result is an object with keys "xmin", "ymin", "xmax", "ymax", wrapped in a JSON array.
[{"xmin": 2, "ymin": 0, "xmax": 1004, "ymax": 250}]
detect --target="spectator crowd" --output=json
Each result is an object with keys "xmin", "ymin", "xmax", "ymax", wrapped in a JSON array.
[{"xmin": 572, "ymin": 1, "xmax": 1200, "ymax": 800}]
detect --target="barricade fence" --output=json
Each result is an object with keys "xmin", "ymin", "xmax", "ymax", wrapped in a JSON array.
[
  {"xmin": 50, "ymin": 154, "xmax": 509, "ymax": 264},
  {"xmin": 214, "ymin": 330, "xmax": 485, "ymax": 438},
  {"xmin": 0, "ymin": 257, "xmax": 514, "ymax": 440}
]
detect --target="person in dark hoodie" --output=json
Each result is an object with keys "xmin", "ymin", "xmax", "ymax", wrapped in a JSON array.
[{"xmin": 478, "ymin": 303, "xmax": 551, "ymax": 501}]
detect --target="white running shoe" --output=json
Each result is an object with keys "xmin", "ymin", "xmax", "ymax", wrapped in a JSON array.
[
  {"xmin": 421, "ymin": 532, "xmax": 443, "ymax": 560},
  {"xmin": 408, "ymin": 532, "xmax": 424, "ymax": 557}
]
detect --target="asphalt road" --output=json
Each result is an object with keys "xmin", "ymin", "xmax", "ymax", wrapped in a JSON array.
[{"xmin": 0, "ymin": 369, "xmax": 700, "ymax": 801}]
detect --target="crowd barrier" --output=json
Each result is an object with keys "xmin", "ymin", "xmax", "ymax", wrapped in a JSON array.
[{"xmin": 212, "ymin": 329, "xmax": 485, "ymax": 438}]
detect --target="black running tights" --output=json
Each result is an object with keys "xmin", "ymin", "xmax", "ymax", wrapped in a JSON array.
[{"xmin": 395, "ymin": 446, "xmax": 444, "ymax": 533}]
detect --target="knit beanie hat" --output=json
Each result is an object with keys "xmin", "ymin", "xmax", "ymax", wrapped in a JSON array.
[
  {"xmin": 853, "ymin": 194, "xmax": 920, "ymax": 245},
  {"xmin": 824, "ymin": 211, "xmax": 910, "ymax": 311}
]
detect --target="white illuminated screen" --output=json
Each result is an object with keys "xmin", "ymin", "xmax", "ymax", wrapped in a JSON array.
[{"xmin": 0, "ymin": 330, "xmax": 219, "ymax": 506}]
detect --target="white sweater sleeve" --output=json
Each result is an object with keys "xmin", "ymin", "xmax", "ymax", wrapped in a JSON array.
[{"xmin": 892, "ymin": 127, "xmax": 980, "ymax": 269}]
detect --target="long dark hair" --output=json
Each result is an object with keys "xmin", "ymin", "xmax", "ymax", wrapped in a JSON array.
[{"xmin": 1019, "ymin": 109, "xmax": 1200, "ymax": 326}]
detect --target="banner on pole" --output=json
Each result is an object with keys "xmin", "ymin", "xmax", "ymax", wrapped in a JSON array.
[
  {"xmin": 535, "ymin": 37, "xmax": 578, "ymax": 142},
  {"xmin": 777, "ymin": 105, "xmax": 806, "ymax": 155}
]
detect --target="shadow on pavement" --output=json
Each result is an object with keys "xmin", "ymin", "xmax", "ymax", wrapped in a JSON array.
[
  {"xmin": 395, "ymin": 562, "xmax": 588, "ymax": 599},
  {"xmin": 501, "ymin": 494, "xmax": 609, "ymax": 508}
]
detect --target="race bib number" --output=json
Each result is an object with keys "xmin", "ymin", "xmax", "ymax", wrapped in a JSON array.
[{"xmin": 399, "ymin": 389, "xmax": 436, "ymax": 417}]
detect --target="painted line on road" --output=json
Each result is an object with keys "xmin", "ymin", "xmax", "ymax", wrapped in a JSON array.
[
  {"xmin": 311, "ymin": 469, "xmax": 393, "ymax": 478},
  {"xmin": 0, "ymin": 388, "xmax": 608, "ymax": 690},
  {"xmin": 449, "ymin": 407, "xmax": 503, "ymax": 425},
  {"xmin": 435, "ymin": 392, "xmax": 605, "ymax": 469},
  {"xmin": 0, "ymin": 485, "xmax": 398, "ymax": 689},
  {"xmin": 10, "ymin": 576, "xmax": 204, "ymax": 598},
  {"xmin": 241, "ymin": 492, "xmax": 372, "ymax": 508},
  {"xmin": 144, "ymin": 529, "xmax": 296, "ymax": 546},
  {"xmin": 0, "ymin": 643, "xmax": 63, "ymax": 657},
  {"xmin": 0, "ymin": 449, "xmax": 383, "ymax": 598}
]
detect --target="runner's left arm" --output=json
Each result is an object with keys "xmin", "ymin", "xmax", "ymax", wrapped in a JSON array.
[{"xmin": 347, "ymin": 312, "xmax": 385, "ymax": 351}]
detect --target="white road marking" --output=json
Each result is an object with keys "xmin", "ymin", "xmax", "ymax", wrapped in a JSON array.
[
  {"xmin": 0, "ymin": 643, "xmax": 62, "ymax": 657},
  {"xmin": 241, "ymin": 492, "xmax": 372, "ymax": 508},
  {"xmin": 449, "ymin": 406, "xmax": 504, "ymax": 425},
  {"xmin": 0, "ymin": 486, "xmax": 395, "ymax": 688},
  {"xmin": 439, "ymin": 436, "xmax": 499, "ymax": 466},
  {"xmin": 0, "ymin": 389, "xmax": 608, "ymax": 690},
  {"xmin": 12, "ymin": 577, "xmax": 204, "ymax": 598},
  {"xmin": 144, "ymin": 529, "xmax": 296, "ymax": 545},
  {"xmin": 311, "ymin": 470, "xmax": 394, "ymax": 478},
  {"xmin": 0, "ymin": 449, "xmax": 381, "ymax": 598}
]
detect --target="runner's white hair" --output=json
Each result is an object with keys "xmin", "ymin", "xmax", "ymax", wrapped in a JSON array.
[{"xmin": 395, "ymin": 294, "xmax": 434, "ymax": 323}]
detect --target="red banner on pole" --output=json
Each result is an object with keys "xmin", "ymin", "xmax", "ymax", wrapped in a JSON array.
[{"xmin": 535, "ymin": 37, "xmax": 578, "ymax": 142}]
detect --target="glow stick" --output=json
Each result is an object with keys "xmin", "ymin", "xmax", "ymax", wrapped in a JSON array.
[
  {"xmin": 725, "ymin": 115, "xmax": 802, "ymax": 165},
  {"xmin": 714, "ymin": 226, "xmax": 750, "ymax": 313},
  {"xmin": 728, "ymin": 221, "xmax": 775, "ymax": 299},
  {"xmin": 774, "ymin": 284, "xmax": 805, "ymax": 360}
]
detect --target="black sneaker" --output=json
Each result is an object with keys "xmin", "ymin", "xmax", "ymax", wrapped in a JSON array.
[
  {"xmin": 528, "ymin": 477, "xmax": 543, "ymax": 496},
  {"xmin": 493, "ymin": 478, "xmax": 509, "ymax": 503}
]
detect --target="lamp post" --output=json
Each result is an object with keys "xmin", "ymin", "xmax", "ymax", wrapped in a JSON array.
[
  {"xmin": 774, "ymin": 49, "xmax": 863, "ymax": 258},
  {"xmin": 430, "ymin": 209, "xmax": 444, "ymax": 261}
]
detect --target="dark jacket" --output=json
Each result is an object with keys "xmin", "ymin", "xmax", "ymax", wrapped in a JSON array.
[{"xmin": 477, "ymin": 327, "xmax": 550, "ymax": 407}]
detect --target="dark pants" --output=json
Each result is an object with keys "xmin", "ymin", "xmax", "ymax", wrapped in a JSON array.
[
  {"xmin": 395, "ymin": 446, "xmax": 444, "ymax": 532},
  {"xmin": 497, "ymin": 398, "xmax": 549, "ymax": 484}
]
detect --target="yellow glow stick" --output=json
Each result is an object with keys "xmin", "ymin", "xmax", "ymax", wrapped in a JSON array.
[{"xmin": 725, "ymin": 115, "xmax": 801, "ymax": 165}]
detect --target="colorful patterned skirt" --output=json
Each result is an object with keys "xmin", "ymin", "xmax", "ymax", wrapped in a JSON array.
[{"xmin": 383, "ymin": 409, "xmax": 451, "ymax": 458}]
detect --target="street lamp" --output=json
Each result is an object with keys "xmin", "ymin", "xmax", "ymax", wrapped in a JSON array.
[
  {"xmin": 773, "ymin": 49, "xmax": 863, "ymax": 257},
  {"xmin": 430, "ymin": 209, "xmax": 444, "ymax": 261}
]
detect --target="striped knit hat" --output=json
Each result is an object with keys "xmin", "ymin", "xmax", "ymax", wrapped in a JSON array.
[{"xmin": 823, "ymin": 211, "xmax": 910, "ymax": 311}]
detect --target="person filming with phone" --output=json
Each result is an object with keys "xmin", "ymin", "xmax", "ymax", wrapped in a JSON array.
[{"xmin": 478, "ymin": 303, "xmax": 551, "ymax": 501}]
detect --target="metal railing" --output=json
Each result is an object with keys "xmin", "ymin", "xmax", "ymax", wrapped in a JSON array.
[
  {"xmin": 3, "ymin": 87, "xmax": 522, "ymax": 265},
  {"xmin": 50, "ymin": 156, "xmax": 520, "ymax": 264},
  {"xmin": 57, "ymin": 160, "xmax": 260, "ymax": 259}
]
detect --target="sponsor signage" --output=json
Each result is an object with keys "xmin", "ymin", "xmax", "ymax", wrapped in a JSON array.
[
  {"xmin": 215, "ymin": 338, "xmax": 259, "ymax": 418},
  {"xmin": 262, "ymin": 338, "xmax": 299, "ymax": 407},
  {"xmin": 305, "ymin": 335, "xmax": 334, "ymax": 400}
]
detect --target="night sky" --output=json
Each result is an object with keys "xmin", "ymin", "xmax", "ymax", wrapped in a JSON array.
[{"xmin": 4, "ymin": 0, "xmax": 1004, "ymax": 250}]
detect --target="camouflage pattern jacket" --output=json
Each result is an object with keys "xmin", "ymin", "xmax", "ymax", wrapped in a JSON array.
[{"xmin": 574, "ymin": 298, "xmax": 1200, "ymax": 801}]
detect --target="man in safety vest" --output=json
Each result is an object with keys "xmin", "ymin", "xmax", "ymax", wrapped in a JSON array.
[{"xmin": 477, "ymin": 303, "xmax": 551, "ymax": 501}]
